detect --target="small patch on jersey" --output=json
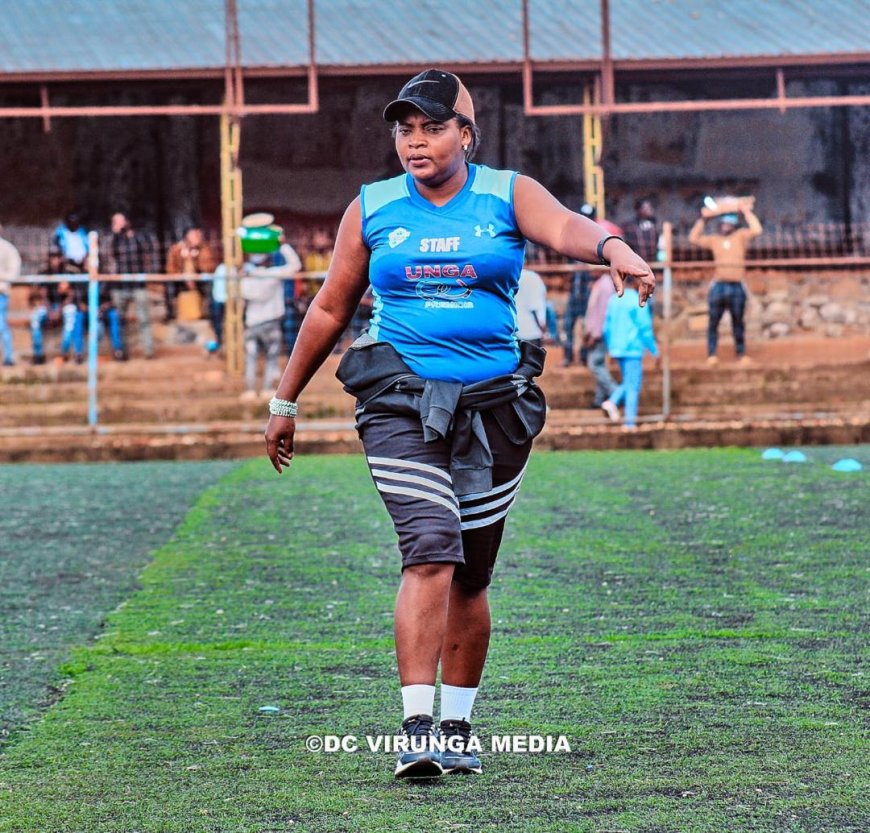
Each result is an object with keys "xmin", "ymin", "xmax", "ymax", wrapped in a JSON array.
[
  {"xmin": 388, "ymin": 227, "xmax": 411, "ymax": 248},
  {"xmin": 474, "ymin": 223, "xmax": 496, "ymax": 238}
]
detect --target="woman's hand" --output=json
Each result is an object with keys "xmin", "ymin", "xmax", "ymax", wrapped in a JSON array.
[
  {"xmin": 605, "ymin": 241, "xmax": 656, "ymax": 307},
  {"xmin": 265, "ymin": 415, "xmax": 296, "ymax": 474}
]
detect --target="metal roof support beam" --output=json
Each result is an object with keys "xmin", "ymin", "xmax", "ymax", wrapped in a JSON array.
[
  {"xmin": 522, "ymin": 0, "xmax": 870, "ymax": 116},
  {"xmin": 39, "ymin": 85, "xmax": 51, "ymax": 133},
  {"xmin": 522, "ymin": 94, "xmax": 870, "ymax": 115},
  {"xmin": 600, "ymin": 0, "xmax": 614, "ymax": 109}
]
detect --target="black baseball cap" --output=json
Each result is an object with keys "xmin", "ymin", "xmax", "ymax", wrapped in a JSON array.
[{"xmin": 383, "ymin": 68, "xmax": 475, "ymax": 124}]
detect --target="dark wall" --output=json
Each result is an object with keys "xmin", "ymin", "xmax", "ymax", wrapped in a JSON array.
[
  {"xmin": 0, "ymin": 84, "xmax": 208, "ymax": 245},
  {"xmin": 0, "ymin": 74, "xmax": 864, "ymax": 249}
]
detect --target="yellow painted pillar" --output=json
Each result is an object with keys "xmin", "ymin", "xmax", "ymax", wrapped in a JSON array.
[
  {"xmin": 220, "ymin": 110, "xmax": 244, "ymax": 375},
  {"xmin": 582, "ymin": 81, "xmax": 605, "ymax": 220}
]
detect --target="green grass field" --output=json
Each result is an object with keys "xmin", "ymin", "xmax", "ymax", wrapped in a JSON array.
[{"xmin": 1, "ymin": 449, "xmax": 867, "ymax": 833}]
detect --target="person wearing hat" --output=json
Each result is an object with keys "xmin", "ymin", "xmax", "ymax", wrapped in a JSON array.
[
  {"xmin": 264, "ymin": 68, "xmax": 655, "ymax": 778},
  {"xmin": 689, "ymin": 198, "xmax": 762, "ymax": 365},
  {"xmin": 229, "ymin": 214, "xmax": 301, "ymax": 398}
]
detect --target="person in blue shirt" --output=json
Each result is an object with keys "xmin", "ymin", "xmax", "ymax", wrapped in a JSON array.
[
  {"xmin": 601, "ymin": 275, "xmax": 659, "ymax": 428},
  {"xmin": 31, "ymin": 211, "xmax": 91, "ymax": 364},
  {"xmin": 263, "ymin": 68, "xmax": 655, "ymax": 779}
]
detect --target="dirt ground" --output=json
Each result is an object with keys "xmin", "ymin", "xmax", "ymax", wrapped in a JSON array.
[{"xmin": 664, "ymin": 334, "xmax": 870, "ymax": 367}]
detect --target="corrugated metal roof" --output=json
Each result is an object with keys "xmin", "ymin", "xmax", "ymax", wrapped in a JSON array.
[
  {"xmin": 607, "ymin": 0, "xmax": 870, "ymax": 61},
  {"xmin": 0, "ymin": 0, "xmax": 867, "ymax": 76}
]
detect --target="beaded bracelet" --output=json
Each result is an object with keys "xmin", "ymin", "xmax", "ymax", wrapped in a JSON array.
[{"xmin": 269, "ymin": 397, "xmax": 299, "ymax": 418}]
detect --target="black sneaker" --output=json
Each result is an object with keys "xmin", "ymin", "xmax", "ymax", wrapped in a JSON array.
[
  {"xmin": 439, "ymin": 719, "xmax": 482, "ymax": 775},
  {"xmin": 394, "ymin": 714, "xmax": 442, "ymax": 779},
  {"xmin": 32, "ymin": 354, "xmax": 46, "ymax": 366}
]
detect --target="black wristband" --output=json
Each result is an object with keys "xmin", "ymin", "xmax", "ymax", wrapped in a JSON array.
[{"xmin": 596, "ymin": 235, "xmax": 624, "ymax": 266}]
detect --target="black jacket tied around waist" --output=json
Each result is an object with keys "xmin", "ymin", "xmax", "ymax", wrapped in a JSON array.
[{"xmin": 336, "ymin": 335, "xmax": 547, "ymax": 495}]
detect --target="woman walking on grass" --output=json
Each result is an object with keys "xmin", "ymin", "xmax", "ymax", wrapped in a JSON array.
[{"xmin": 264, "ymin": 68, "xmax": 655, "ymax": 778}]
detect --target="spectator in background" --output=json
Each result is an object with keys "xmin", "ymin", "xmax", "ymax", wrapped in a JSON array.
[
  {"xmin": 239, "ymin": 233, "xmax": 301, "ymax": 400},
  {"xmin": 284, "ymin": 276, "xmax": 315, "ymax": 356},
  {"xmin": 110, "ymin": 212, "xmax": 156, "ymax": 359},
  {"xmin": 623, "ymin": 197, "xmax": 659, "ymax": 266},
  {"xmin": 212, "ymin": 227, "xmax": 302, "ymax": 358},
  {"xmin": 56, "ymin": 279, "xmax": 123, "ymax": 362},
  {"xmin": 270, "ymin": 231, "xmax": 306, "ymax": 355},
  {"xmin": 561, "ymin": 204, "xmax": 623, "ymax": 367},
  {"xmin": 583, "ymin": 271, "xmax": 617, "ymax": 409},
  {"xmin": 601, "ymin": 274, "xmax": 658, "ymax": 429},
  {"xmin": 31, "ymin": 211, "xmax": 90, "ymax": 364},
  {"xmin": 165, "ymin": 226, "xmax": 217, "ymax": 319},
  {"xmin": 0, "ymin": 225, "xmax": 21, "ymax": 366},
  {"xmin": 515, "ymin": 267, "xmax": 548, "ymax": 348},
  {"xmin": 286, "ymin": 226, "xmax": 331, "ymax": 354},
  {"xmin": 689, "ymin": 198, "xmax": 762, "ymax": 366},
  {"xmin": 49, "ymin": 211, "xmax": 89, "ymax": 274},
  {"xmin": 350, "ymin": 286, "xmax": 374, "ymax": 341},
  {"xmin": 209, "ymin": 262, "xmax": 227, "ymax": 351},
  {"xmin": 56, "ymin": 280, "xmax": 86, "ymax": 363},
  {"xmin": 303, "ymin": 226, "xmax": 334, "ymax": 273}
]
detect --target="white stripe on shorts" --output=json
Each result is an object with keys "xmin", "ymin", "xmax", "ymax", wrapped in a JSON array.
[
  {"xmin": 370, "ymin": 468, "xmax": 456, "ymax": 499},
  {"xmin": 375, "ymin": 482, "xmax": 461, "ymax": 519},
  {"xmin": 459, "ymin": 482, "xmax": 522, "ymax": 518},
  {"xmin": 458, "ymin": 465, "xmax": 527, "ymax": 503},
  {"xmin": 460, "ymin": 496, "xmax": 518, "ymax": 531},
  {"xmin": 366, "ymin": 455, "xmax": 453, "ymax": 484}
]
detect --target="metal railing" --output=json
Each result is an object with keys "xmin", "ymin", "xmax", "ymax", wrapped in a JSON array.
[{"xmin": 5, "ymin": 222, "xmax": 867, "ymax": 434}]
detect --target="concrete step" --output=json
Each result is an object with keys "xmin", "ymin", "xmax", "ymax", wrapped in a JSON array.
[
  {"xmin": 0, "ymin": 394, "xmax": 353, "ymax": 428},
  {"xmin": 2, "ymin": 365, "xmax": 868, "ymax": 429},
  {"xmin": 1, "ymin": 414, "xmax": 867, "ymax": 463}
]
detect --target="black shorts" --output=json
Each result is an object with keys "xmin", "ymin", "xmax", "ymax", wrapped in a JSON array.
[{"xmin": 357, "ymin": 409, "xmax": 533, "ymax": 590}]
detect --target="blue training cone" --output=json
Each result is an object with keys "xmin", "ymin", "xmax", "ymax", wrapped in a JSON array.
[
  {"xmin": 761, "ymin": 448, "xmax": 785, "ymax": 460},
  {"xmin": 832, "ymin": 458, "xmax": 863, "ymax": 473},
  {"xmin": 782, "ymin": 450, "xmax": 808, "ymax": 463}
]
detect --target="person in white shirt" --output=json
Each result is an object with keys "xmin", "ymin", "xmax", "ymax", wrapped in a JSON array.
[
  {"xmin": 0, "ymin": 226, "xmax": 22, "ymax": 366},
  {"xmin": 515, "ymin": 267, "xmax": 548, "ymax": 347},
  {"xmin": 239, "ymin": 242, "xmax": 301, "ymax": 399}
]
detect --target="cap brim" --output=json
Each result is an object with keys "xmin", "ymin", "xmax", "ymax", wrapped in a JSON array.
[{"xmin": 383, "ymin": 97, "xmax": 455, "ymax": 123}]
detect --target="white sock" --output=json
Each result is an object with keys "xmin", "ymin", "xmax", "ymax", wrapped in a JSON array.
[
  {"xmin": 401, "ymin": 684, "xmax": 436, "ymax": 720},
  {"xmin": 440, "ymin": 684, "xmax": 478, "ymax": 723}
]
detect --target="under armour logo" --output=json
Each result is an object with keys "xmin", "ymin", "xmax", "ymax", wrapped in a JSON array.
[{"xmin": 474, "ymin": 223, "xmax": 496, "ymax": 238}]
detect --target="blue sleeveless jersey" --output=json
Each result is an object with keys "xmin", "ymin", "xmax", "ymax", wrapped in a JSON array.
[{"xmin": 361, "ymin": 164, "xmax": 526, "ymax": 384}]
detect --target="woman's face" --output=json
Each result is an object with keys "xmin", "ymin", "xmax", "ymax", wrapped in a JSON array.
[{"xmin": 394, "ymin": 111, "xmax": 470, "ymax": 186}]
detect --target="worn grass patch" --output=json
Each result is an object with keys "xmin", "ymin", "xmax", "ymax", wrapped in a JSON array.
[
  {"xmin": 0, "ymin": 460, "xmax": 237, "ymax": 748},
  {"xmin": 0, "ymin": 450, "xmax": 867, "ymax": 832}
]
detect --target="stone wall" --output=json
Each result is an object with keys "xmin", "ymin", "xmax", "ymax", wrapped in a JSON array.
[{"xmin": 667, "ymin": 271, "xmax": 870, "ymax": 342}]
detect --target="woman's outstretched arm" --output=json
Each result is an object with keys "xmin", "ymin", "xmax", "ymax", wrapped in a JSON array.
[
  {"xmin": 514, "ymin": 175, "xmax": 656, "ymax": 307},
  {"xmin": 265, "ymin": 197, "xmax": 370, "ymax": 473}
]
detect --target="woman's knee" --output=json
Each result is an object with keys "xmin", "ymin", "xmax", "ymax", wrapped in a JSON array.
[{"xmin": 402, "ymin": 561, "xmax": 456, "ymax": 582}]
